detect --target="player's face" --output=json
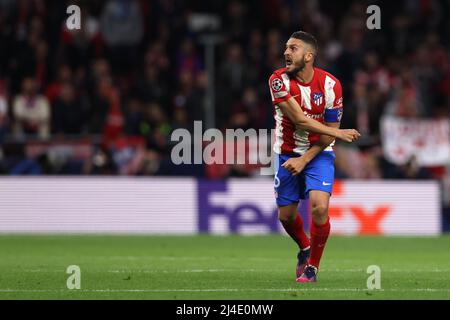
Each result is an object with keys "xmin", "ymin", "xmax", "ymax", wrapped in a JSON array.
[{"xmin": 284, "ymin": 38, "xmax": 310, "ymax": 75}]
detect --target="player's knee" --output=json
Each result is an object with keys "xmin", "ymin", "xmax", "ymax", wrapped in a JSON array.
[
  {"xmin": 311, "ymin": 203, "xmax": 328, "ymax": 218},
  {"xmin": 278, "ymin": 208, "xmax": 296, "ymax": 223},
  {"xmin": 278, "ymin": 212, "xmax": 292, "ymax": 223}
]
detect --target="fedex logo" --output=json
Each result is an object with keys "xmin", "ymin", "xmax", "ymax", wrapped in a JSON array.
[
  {"xmin": 198, "ymin": 181, "xmax": 279, "ymax": 233},
  {"xmin": 197, "ymin": 181, "xmax": 311, "ymax": 234},
  {"xmin": 329, "ymin": 181, "xmax": 390, "ymax": 235},
  {"xmin": 196, "ymin": 180, "xmax": 440, "ymax": 236},
  {"xmin": 328, "ymin": 181, "xmax": 440, "ymax": 235}
]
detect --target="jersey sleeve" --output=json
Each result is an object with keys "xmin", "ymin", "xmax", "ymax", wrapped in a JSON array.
[
  {"xmin": 268, "ymin": 73, "xmax": 291, "ymax": 105},
  {"xmin": 324, "ymin": 78, "xmax": 343, "ymax": 123}
]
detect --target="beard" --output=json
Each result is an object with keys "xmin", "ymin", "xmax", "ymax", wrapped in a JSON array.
[{"xmin": 286, "ymin": 57, "xmax": 306, "ymax": 77}]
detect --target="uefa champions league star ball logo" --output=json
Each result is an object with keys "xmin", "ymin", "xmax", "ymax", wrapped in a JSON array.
[{"xmin": 271, "ymin": 78, "xmax": 283, "ymax": 91}]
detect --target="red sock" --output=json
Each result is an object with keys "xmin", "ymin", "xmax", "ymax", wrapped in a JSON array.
[
  {"xmin": 281, "ymin": 214, "xmax": 310, "ymax": 250},
  {"xmin": 308, "ymin": 217, "xmax": 331, "ymax": 268}
]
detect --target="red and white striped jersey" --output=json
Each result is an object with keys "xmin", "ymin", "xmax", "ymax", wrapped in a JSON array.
[{"xmin": 268, "ymin": 67, "xmax": 344, "ymax": 155}]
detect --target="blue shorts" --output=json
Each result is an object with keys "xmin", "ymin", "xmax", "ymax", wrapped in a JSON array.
[{"xmin": 274, "ymin": 151, "xmax": 336, "ymax": 207}]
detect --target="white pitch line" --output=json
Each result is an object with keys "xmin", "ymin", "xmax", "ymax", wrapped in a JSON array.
[
  {"xmin": 23, "ymin": 269, "xmax": 265, "ymax": 273},
  {"xmin": 0, "ymin": 288, "xmax": 449, "ymax": 293},
  {"xmin": 105, "ymin": 268, "xmax": 450, "ymax": 273},
  {"xmin": 90, "ymin": 256, "xmax": 282, "ymax": 261},
  {"xmin": 22, "ymin": 268, "xmax": 450, "ymax": 273},
  {"xmin": 109, "ymin": 269, "xmax": 247, "ymax": 273}
]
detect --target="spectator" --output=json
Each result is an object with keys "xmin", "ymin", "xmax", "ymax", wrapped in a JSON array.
[
  {"xmin": 176, "ymin": 38, "xmax": 202, "ymax": 77},
  {"xmin": 384, "ymin": 67, "xmax": 424, "ymax": 118},
  {"xmin": 88, "ymin": 77, "xmax": 113, "ymax": 134},
  {"xmin": 171, "ymin": 106, "xmax": 189, "ymax": 131},
  {"xmin": 0, "ymin": 80, "xmax": 9, "ymax": 143},
  {"xmin": 123, "ymin": 97, "xmax": 144, "ymax": 136},
  {"xmin": 51, "ymin": 82, "xmax": 86, "ymax": 135},
  {"xmin": 231, "ymin": 87, "xmax": 268, "ymax": 129},
  {"xmin": 382, "ymin": 156, "xmax": 432, "ymax": 180},
  {"xmin": 45, "ymin": 65, "xmax": 73, "ymax": 104},
  {"xmin": 219, "ymin": 43, "xmax": 247, "ymax": 97},
  {"xmin": 142, "ymin": 102, "xmax": 171, "ymax": 155},
  {"xmin": 0, "ymin": 1, "xmax": 447, "ymax": 180},
  {"xmin": 12, "ymin": 77, "xmax": 50, "ymax": 139}
]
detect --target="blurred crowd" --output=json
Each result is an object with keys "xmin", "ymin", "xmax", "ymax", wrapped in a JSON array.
[{"xmin": 0, "ymin": 0, "xmax": 449, "ymax": 181}]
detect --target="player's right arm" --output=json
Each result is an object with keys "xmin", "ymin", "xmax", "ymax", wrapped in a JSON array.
[
  {"xmin": 268, "ymin": 73, "xmax": 359, "ymax": 142},
  {"xmin": 278, "ymin": 98, "xmax": 359, "ymax": 142}
]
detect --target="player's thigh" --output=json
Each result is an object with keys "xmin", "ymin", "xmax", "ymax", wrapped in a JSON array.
[
  {"xmin": 274, "ymin": 154, "xmax": 301, "ymax": 209},
  {"xmin": 302, "ymin": 151, "xmax": 335, "ymax": 210}
]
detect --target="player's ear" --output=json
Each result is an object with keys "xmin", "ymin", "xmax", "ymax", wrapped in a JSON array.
[{"xmin": 305, "ymin": 51, "xmax": 314, "ymax": 63}]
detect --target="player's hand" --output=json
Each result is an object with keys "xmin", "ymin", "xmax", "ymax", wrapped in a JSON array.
[
  {"xmin": 282, "ymin": 157, "xmax": 308, "ymax": 176},
  {"xmin": 336, "ymin": 129, "xmax": 360, "ymax": 143}
]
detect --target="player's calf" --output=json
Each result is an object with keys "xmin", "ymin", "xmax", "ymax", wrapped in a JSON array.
[
  {"xmin": 308, "ymin": 191, "xmax": 331, "ymax": 271},
  {"xmin": 278, "ymin": 205, "xmax": 310, "ymax": 250}
]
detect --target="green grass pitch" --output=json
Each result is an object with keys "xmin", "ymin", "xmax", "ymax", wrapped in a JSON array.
[{"xmin": 0, "ymin": 235, "xmax": 449, "ymax": 300}]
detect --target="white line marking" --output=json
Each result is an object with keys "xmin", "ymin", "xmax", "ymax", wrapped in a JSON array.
[
  {"xmin": 0, "ymin": 288, "xmax": 449, "ymax": 293},
  {"xmin": 89, "ymin": 256, "xmax": 284, "ymax": 261},
  {"xmin": 22, "ymin": 268, "xmax": 450, "ymax": 273},
  {"xmin": 108, "ymin": 269, "xmax": 244, "ymax": 273}
]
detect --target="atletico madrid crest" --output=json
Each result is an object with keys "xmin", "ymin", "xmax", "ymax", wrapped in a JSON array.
[{"xmin": 312, "ymin": 92, "xmax": 323, "ymax": 105}]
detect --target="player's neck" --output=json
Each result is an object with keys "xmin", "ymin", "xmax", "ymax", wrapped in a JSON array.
[{"xmin": 295, "ymin": 66, "xmax": 315, "ymax": 85}]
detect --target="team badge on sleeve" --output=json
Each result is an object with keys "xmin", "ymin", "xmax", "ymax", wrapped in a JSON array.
[
  {"xmin": 271, "ymin": 78, "xmax": 283, "ymax": 92},
  {"xmin": 337, "ymin": 108, "xmax": 343, "ymax": 121},
  {"xmin": 324, "ymin": 107, "xmax": 343, "ymax": 122}
]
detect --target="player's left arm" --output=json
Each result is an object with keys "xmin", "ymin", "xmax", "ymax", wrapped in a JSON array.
[{"xmin": 283, "ymin": 78, "xmax": 344, "ymax": 176}]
